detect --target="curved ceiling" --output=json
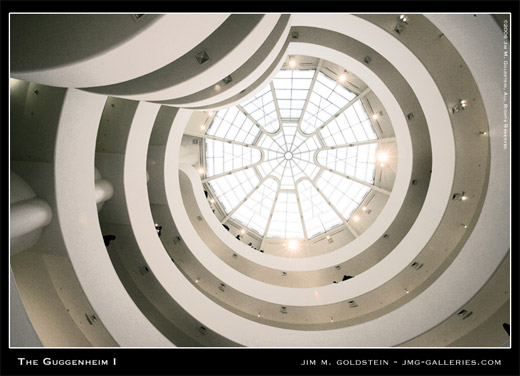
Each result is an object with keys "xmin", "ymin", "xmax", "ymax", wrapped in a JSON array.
[
  {"xmin": 8, "ymin": 12, "xmax": 510, "ymax": 357},
  {"xmin": 203, "ymin": 63, "xmax": 389, "ymax": 248}
]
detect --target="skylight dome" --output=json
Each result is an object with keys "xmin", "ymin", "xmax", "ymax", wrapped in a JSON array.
[{"xmin": 203, "ymin": 59, "xmax": 383, "ymax": 245}]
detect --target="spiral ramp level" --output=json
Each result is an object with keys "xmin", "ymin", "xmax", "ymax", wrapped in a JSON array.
[{"xmin": 9, "ymin": 13, "xmax": 510, "ymax": 348}]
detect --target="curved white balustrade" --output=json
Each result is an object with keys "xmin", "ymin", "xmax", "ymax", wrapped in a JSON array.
[
  {"xmin": 88, "ymin": 15, "xmax": 283, "ymax": 102},
  {"xmin": 8, "ymin": 13, "xmax": 508, "ymax": 348},
  {"xmin": 11, "ymin": 14, "xmax": 230, "ymax": 88},
  {"xmin": 163, "ymin": 15, "xmax": 292, "ymax": 108},
  {"xmin": 53, "ymin": 89, "xmax": 172, "ymax": 347},
  {"xmin": 184, "ymin": 45, "xmax": 414, "ymax": 273}
]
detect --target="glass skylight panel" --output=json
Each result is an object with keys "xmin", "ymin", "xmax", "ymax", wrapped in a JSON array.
[
  {"xmin": 207, "ymin": 169, "xmax": 259, "ymax": 214},
  {"xmin": 300, "ymin": 72, "xmax": 357, "ymax": 134},
  {"xmin": 207, "ymin": 106, "xmax": 260, "ymax": 143},
  {"xmin": 353, "ymin": 100, "xmax": 369, "ymax": 121},
  {"xmin": 273, "ymin": 69, "xmax": 314, "ymax": 121},
  {"xmin": 297, "ymin": 179, "xmax": 343, "ymax": 238},
  {"xmin": 205, "ymin": 139, "xmax": 262, "ymax": 178},
  {"xmin": 267, "ymin": 192, "xmax": 304, "ymax": 239},
  {"xmin": 320, "ymin": 102, "xmax": 377, "ymax": 146},
  {"xmin": 316, "ymin": 144, "xmax": 377, "ymax": 184},
  {"xmin": 280, "ymin": 123, "xmax": 298, "ymax": 149},
  {"xmin": 352, "ymin": 144, "xmax": 378, "ymax": 183},
  {"xmin": 205, "ymin": 66, "xmax": 382, "ymax": 242},
  {"xmin": 278, "ymin": 162, "xmax": 293, "ymax": 189},
  {"xmin": 240, "ymin": 85, "xmax": 279, "ymax": 133},
  {"xmin": 315, "ymin": 170, "xmax": 370, "ymax": 220},
  {"xmin": 232, "ymin": 178, "xmax": 279, "ymax": 235},
  {"xmin": 291, "ymin": 157, "xmax": 318, "ymax": 182}
]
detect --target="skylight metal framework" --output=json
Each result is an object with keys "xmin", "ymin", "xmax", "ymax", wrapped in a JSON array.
[{"xmin": 204, "ymin": 65, "xmax": 385, "ymax": 242}]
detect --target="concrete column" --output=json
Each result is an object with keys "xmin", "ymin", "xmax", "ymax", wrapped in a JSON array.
[{"xmin": 10, "ymin": 198, "xmax": 53, "ymax": 239}]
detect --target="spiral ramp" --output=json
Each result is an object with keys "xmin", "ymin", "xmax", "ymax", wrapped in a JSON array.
[{"xmin": 9, "ymin": 13, "xmax": 510, "ymax": 348}]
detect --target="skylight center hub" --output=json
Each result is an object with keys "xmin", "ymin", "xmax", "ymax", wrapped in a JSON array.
[{"xmin": 284, "ymin": 152, "xmax": 293, "ymax": 160}]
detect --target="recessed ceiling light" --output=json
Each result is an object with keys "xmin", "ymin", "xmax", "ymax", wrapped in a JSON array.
[
  {"xmin": 208, "ymin": 111, "xmax": 214, "ymax": 116},
  {"xmin": 377, "ymin": 152, "xmax": 389, "ymax": 162},
  {"xmin": 240, "ymin": 229, "xmax": 245, "ymax": 234},
  {"xmin": 339, "ymin": 74, "xmax": 346, "ymax": 82},
  {"xmin": 461, "ymin": 196, "xmax": 468, "ymax": 201},
  {"xmin": 210, "ymin": 199, "xmax": 215, "ymax": 204},
  {"xmin": 353, "ymin": 215, "xmax": 360, "ymax": 222},
  {"xmin": 362, "ymin": 206, "xmax": 367, "ymax": 212},
  {"xmin": 282, "ymin": 243, "xmax": 287, "ymax": 247},
  {"xmin": 289, "ymin": 59, "xmax": 296, "ymax": 67},
  {"xmin": 198, "ymin": 168, "xmax": 204, "ymax": 174},
  {"xmin": 326, "ymin": 235, "xmax": 330, "ymax": 239},
  {"xmin": 380, "ymin": 163, "xmax": 385, "ymax": 167},
  {"xmin": 200, "ymin": 125, "xmax": 205, "ymax": 130},
  {"xmin": 372, "ymin": 113, "xmax": 379, "ymax": 120},
  {"xmin": 287, "ymin": 240, "xmax": 298, "ymax": 250}
]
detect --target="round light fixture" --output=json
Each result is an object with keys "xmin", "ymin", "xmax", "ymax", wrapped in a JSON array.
[
  {"xmin": 287, "ymin": 240, "xmax": 298, "ymax": 251},
  {"xmin": 377, "ymin": 151, "xmax": 389, "ymax": 163}
]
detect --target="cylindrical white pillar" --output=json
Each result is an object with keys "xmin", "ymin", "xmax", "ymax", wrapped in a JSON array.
[{"xmin": 10, "ymin": 197, "xmax": 53, "ymax": 239}]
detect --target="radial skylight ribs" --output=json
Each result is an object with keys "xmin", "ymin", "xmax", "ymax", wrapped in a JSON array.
[
  {"xmin": 272, "ymin": 69, "xmax": 314, "ymax": 121},
  {"xmin": 232, "ymin": 178, "xmax": 279, "ymax": 235},
  {"xmin": 300, "ymin": 177, "xmax": 358, "ymax": 238},
  {"xmin": 239, "ymin": 86, "xmax": 279, "ymax": 133},
  {"xmin": 297, "ymin": 179, "xmax": 344, "ymax": 238},
  {"xmin": 300, "ymin": 72, "xmax": 357, "ymax": 134},
  {"xmin": 266, "ymin": 191, "xmax": 304, "ymax": 239},
  {"xmin": 319, "ymin": 96, "xmax": 377, "ymax": 147},
  {"xmin": 318, "ymin": 137, "xmax": 396, "ymax": 150},
  {"xmin": 315, "ymin": 163, "xmax": 390, "ymax": 196},
  {"xmin": 260, "ymin": 182, "xmax": 282, "ymax": 249},
  {"xmin": 207, "ymin": 106, "xmax": 260, "ymax": 144},
  {"xmin": 315, "ymin": 169, "xmax": 370, "ymax": 221},
  {"xmin": 301, "ymin": 87, "xmax": 372, "ymax": 139},
  {"xmin": 222, "ymin": 173, "xmax": 277, "ymax": 224},
  {"xmin": 204, "ymin": 65, "xmax": 381, "ymax": 245},
  {"xmin": 204, "ymin": 139, "xmax": 263, "ymax": 179},
  {"xmin": 270, "ymin": 82, "xmax": 283, "ymax": 125},
  {"xmin": 222, "ymin": 156, "xmax": 284, "ymax": 223},
  {"xmin": 208, "ymin": 169, "xmax": 260, "ymax": 214},
  {"xmin": 297, "ymin": 61, "xmax": 322, "ymax": 130},
  {"xmin": 291, "ymin": 166, "xmax": 309, "ymax": 241},
  {"xmin": 236, "ymin": 104, "xmax": 280, "ymax": 136},
  {"xmin": 315, "ymin": 144, "xmax": 377, "ymax": 184}
]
